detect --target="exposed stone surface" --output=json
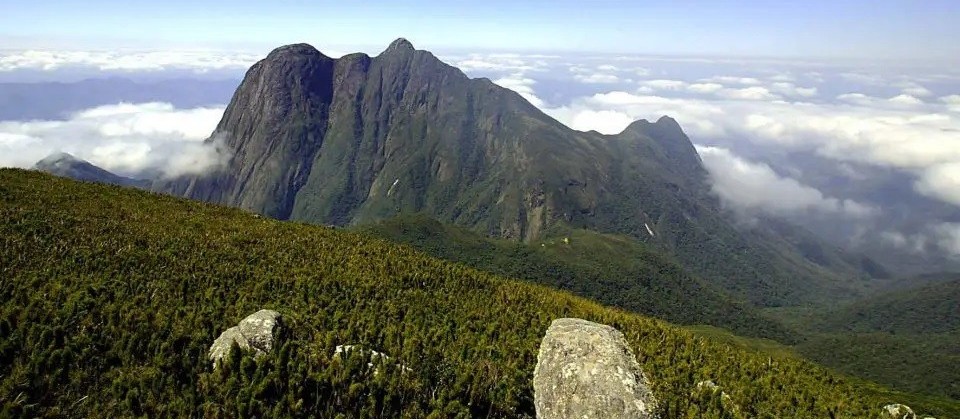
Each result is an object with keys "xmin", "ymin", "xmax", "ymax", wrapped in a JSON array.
[
  {"xmin": 208, "ymin": 309, "xmax": 281, "ymax": 365},
  {"xmin": 882, "ymin": 404, "xmax": 917, "ymax": 419},
  {"xmin": 694, "ymin": 379, "xmax": 742, "ymax": 418},
  {"xmin": 533, "ymin": 318, "xmax": 657, "ymax": 419},
  {"xmin": 334, "ymin": 345, "xmax": 411, "ymax": 373}
]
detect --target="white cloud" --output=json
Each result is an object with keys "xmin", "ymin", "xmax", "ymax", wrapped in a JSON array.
[
  {"xmin": 574, "ymin": 73, "xmax": 620, "ymax": 84},
  {"xmin": 700, "ymin": 76, "xmax": 762, "ymax": 85},
  {"xmin": 880, "ymin": 230, "xmax": 929, "ymax": 254},
  {"xmin": 697, "ymin": 146, "xmax": 877, "ymax": 217},
  {"xmin": 634, "ymin": 78, "xmax": 813, "ymax": 100},
  {"xmin": 934, "ymin": 223, "xmax": 960, "ymax": 255},
  {"xmin": 596, "ymin": 64, "xmax": 618, "ymax": 71},
  {"xmin": 768, "ymin": 73, "xmax": 797, "ymax": 82},
  {"xmin": 888, "ymin": 94, "xmax": 924, "ymax": 106},
  {"xmin": 0, "ymin": 50, "xmax": 260, "ymax": 72},
  {"xmin": 941, "ymin": 95, "xmax": 960, "ymax": 112},
  {"xmin": 640, "ymin": 79, "xmax": 687, "ymax": 90},
  {"xmin": 0, "ymin": 102, "xmax": 227, "ymax": 177},
  {"xmin": 769, "ymin": 82, "xmax": 817, "ymax": 97},
  {"xmin": 839, "ymin": 72, "xmax": 886, "ymax": 85},
  {"xmin": 715, "ymin": 86, "xmax": 780, "ymax": 101},
  {"xmin": 542, "ymin": 84, "xmax": 960, "ymax": 208},
  {"xmin": 547, "ymin": 91, "xmax": 727, "ymax": 136},
  {"xmin": 897, "ymin": 82, "xmax": 933, "ymax": 97},
  {"xmin": 915, "ymin": 162, "xmax": 960, "ymax": 206},
  {"xmin": 687, "ymin": 83, "xmax": 724, "ymax": 94},
  {"xmin": 454, "ymin": 53, "xmax": 548, "ymax": 73},
  {"xmin": 492, "ymin": 73, "xmax": 545, "ymax": 108}
]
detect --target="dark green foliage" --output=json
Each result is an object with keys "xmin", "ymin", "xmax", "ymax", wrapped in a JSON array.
[
  {"xmin": 359, "ymin": 214, "xmax": 797, "ymax": 343},
  {"xmin": 1, "ymin": 169, "xmax": 955, "ymax": 417},
  {"xmin": 788, "ymin": 278, "xmax": 960, "ymax": 400},
  {"xmin": 814, "ymin": 278, "xmax": 960, "ymax": 335},
  {"xmin": 798, "ymin": 332, "xmax": 960, "ymax": 401}
]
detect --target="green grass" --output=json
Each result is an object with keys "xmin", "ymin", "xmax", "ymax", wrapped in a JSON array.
[{"xmin": 1, "ymin": 169, "xmax": 957, "ymax": 418}]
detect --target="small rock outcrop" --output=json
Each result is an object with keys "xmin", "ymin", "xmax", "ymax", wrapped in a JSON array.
[
  {"xmin": 334, "ymin": 345, "xmax": 411, "ymax": 373},
  {"xmin": 694, "ymin": 380, "xmax": 743, "ymax": 418},
  {"xmin": 533, "ymin": 318, "xmax": 658, "ymax": 419},
  {"xmin": 208, "ymin": 309, "xmax": 281, "ymax": 365},
  {"xmin": 882, "ymin": 404, "xmax": 917, "ymax": 419}
]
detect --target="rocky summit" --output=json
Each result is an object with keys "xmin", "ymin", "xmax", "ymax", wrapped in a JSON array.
[{"xmin": 533, "ymin": 318, "xmax": 658, "ymax": 419}]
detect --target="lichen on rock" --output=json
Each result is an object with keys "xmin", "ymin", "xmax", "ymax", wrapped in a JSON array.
[
  {"xmin": 208, "ymin": 309, "xmax": 281, "ymax": 365},
  {"xmin": 533, "ymin": 318, "xmax": 658, "ymax": 419}
]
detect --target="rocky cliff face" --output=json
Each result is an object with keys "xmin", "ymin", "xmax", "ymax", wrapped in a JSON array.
[{"xmin": 533, "ymin": 318, "xmax": 658, "ymax": 418}]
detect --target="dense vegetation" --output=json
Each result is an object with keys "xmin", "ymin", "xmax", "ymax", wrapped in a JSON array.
[
  {"xmin": 365, "ymin": 215, "xmax": 960, "ymax": 405},
  {"xmin": 798, "ymin": 332, "xmax": 960, "ymax": 401},
  {"xmin": 359, "ymin": 214, "xmax": 796, "ymax": 343},
  {"xmin": 771, "ymin": 279, "xmax": 960, "ymax": 401},
  {"xmin": 1, "ymin": 170, "xmax": 955, "ymax": 417}
]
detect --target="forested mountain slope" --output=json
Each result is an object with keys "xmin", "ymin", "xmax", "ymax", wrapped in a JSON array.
[
  {"xmin": 155, "ymin": 39, "xmax": 884, "ymax": 308},
  {"xmin": 794, "ymin": 278, "xmax": 960, "ymax": 400},
  {"xmin": 359, "ymin": 214, "xmax": 797, "ymax": 343}
]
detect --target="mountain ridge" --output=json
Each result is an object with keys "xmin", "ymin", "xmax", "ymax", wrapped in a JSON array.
[
  {"xmin": 33, "ymin": 152, "xmax": 148, "ymax": 188},
  {"xmin": 151, "ymin": 38, "xmax": 885, "ymax": 307}
]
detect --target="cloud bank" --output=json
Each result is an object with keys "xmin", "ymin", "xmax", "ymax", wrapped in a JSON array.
[
  {"xmin": 698, "ymin": 146, "xmax": 876, "ymax": 217},
  {"xmin": 0, "ymin": 102, "xmax": 227, "ymax": 177},
  {"xmin": 0, "ymin": 50, "xmax": 261, "ymax": 72},
  {"xmin": 543, "ymin": 88, "xmax": 960, "ymax": 209}
]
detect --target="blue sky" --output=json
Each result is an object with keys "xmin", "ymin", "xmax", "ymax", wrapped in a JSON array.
[{"xmin": 2, "ymin": 1, "xmax": 958, "ymax": 60}]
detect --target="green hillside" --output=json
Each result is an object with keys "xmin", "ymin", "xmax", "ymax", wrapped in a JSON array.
[
  {"xmin": 1, "ymin": 169, "xmax": 955, "ymax": 418},
  {"xmin": 785, "ymin": 279, "xmax": 960, "ymax": 400},
  {"xmin": 358, "ymin": 214, "xmax": 797, "ymax": 343},
  {"xmin": 814, "ymin": 277, "xmax": 960, "ymax": 334}
]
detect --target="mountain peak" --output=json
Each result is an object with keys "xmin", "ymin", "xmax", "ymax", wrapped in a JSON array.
[
  {"xmin": 380, "ymin": 38, "xmax": 416, "ymax": 56},
  {"xmin": 33, "ymin": 152, "xmax": 147, "ymax": 188},
  {"xmin": 264, "ymin": 43, "xmax": 327, "ymax": 62},
  {"xmin": 35, "ymin": 151, "xmax": 80, "ymax": 168},
  {"xmin": 621, "ymin": 115, "xmax": 683, "ymax": 136},
  {"xmin": 655, "ymin": 115, "xmax": 681, "ymax": 130}
]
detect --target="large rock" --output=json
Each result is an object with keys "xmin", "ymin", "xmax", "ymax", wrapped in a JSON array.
[
  {"xmin": 533, "ymin": 318, "xmax": 657, "ymax": 419},
  {"xmin": 882, "ymin": 404, "xmax": 917, "ymax": 419},
  {"xmin": 208, "ymin": 309, "xmax": 281, "ymax": 365}
]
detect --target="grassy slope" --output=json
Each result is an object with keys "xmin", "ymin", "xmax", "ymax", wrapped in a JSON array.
[
  {"xmin": 360, "ymin": 213, "xmax": 960, "ymax": 405},
  {"xmin": 1, "ymin": 169, "xmax": 956, "ymax": 417},
  {"xmin": 358, "ymin": 214, "xmax": 797, "ymax": 343}
]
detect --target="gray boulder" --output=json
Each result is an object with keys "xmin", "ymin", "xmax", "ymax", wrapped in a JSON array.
[
  {"xmin": 208, "ymin": 309, "xmax": 281, "ymax": 365},
  {"xmin": 882, "ymin": 404, "xmax": 917, "ymax": 419},
  {"xmin": 533, "ymin": 318, "xmax": 657, "ymax": 419}
]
